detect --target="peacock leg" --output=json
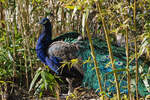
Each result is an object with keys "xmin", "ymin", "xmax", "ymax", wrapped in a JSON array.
[{"xmin": 66, "ymin": 78, "xmax": 74, "ymax": 95}]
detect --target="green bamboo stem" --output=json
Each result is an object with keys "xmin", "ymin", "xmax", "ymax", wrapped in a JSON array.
[
  {"xmin": 13, "ymin": 0, "xmax": 17, "ymax": 79},
  {"xmin": 61, "ymin": 8, "xmax": 65, "ymax": 32},
  {"xmin": 85, "ymin": 21, "xmax": 104, "ymax": 99},
  {"xmin": 133, "ymin": 0, "xmax": 139, "ymax": 100},
  {"xmin": 96, "ymin": 1, "xmax": 121, "ymax": 100},
  {"xmin": 125, "ymin": 27, "xmax": 131, "ymax": 100},
  {"xmin": 124, "ymin": 1, "xmax": 131, "ymax": 99},
  {"xmin": 135, "ymin": 38, "xmax": 138, "ymax": 100},
  {"xmin": 25, "ymin": 0, "xmax": 34, "ymax": 79},
  {"xmin": 17, "ymin": 0, "xmax": 29, "ymax": 88},
  {"xmin": 24, "ymin": 46, "xmax": 29, "ymax": 88},
  {"xmin": 24, "ymin": 1, "xmax": 30, "ymax": 88}
]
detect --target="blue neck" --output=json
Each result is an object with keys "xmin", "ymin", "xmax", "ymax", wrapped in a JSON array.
[
  {"xmin": 43, "ymin": 23, "xmax": 52, "ymax": 39},
  {"xmin": 36, "ymin": 22, "xmax": 52, "ymax": 63},
  {"xmin": 36, "ymin": 23, "xmax": 52, "ymax": 50}
]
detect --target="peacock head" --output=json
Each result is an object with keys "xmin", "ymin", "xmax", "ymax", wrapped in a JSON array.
[{"xmin": 39, "ymin": 18, "xmax": 50, "ymax": 25}]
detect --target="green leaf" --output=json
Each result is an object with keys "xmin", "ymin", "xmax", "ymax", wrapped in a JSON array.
[
  {"xmin": 82, "ymin": 57, "xmax": 92, "ymax": 64},
  {"xmin": 65, "ymin": 5, "xmax": 75, "ymax": 9},
  {"xmin": 65, "ymin": 5, "xmax": 81, "ymax": 10},
  {"xmin": 105, "ymin": 61, "xmax": 112, "ymax": 68},
  {"xmin": 0, "ymin": 81, "xmax": 5, "ymax": 84},
  {"xmin": 106, "ymin": 68, "xmax": 127, "ymax": 75},
  {"xmin": 41, "ymin": 70, "xmax": 48, "ymax": 90},
  {"xmin": 45, "ymin": 71, "xmax": 55, "ymax": 81},
  {"xmin": 39, "ymin": 83, "xmax": 45, "ymax": 97},
  {"xmin": 8, "ymin": 51, "xmax": 14, "ymax": 62},
  {"xmin": 71, "ymin": 6, "xmax": 78, "ymax": 19},
  {"xmin": 35, "ymin": 79, "xmax": 43, "ymax": 89},
  {"xmin": 29, "ymin": 68, "xmax": 42, "ymax": 92}
]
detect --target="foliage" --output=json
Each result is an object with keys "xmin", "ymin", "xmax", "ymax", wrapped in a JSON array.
[
  {"xmin": 0, "ymin": 0, "xmax": 150, "ymax": 99},
  {"xmin": 29, "ymin": 67, "xmax": 59, "ymax": 97},
  {"xmin": 139, "ymin": 29, "xmax": 150, "ymax": 58},
  {"xmin": 0, "ymin": 46, "xmax": 14, "ymax": 80}
]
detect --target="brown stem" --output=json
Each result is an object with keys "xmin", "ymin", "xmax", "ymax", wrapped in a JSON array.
[
  {"xmin": 96, "ymin": 1, "xmax": 121, "ymax": 100},
  {"xmin": 125, "ymin": 27, "xmax": 131, "ymax": 100},
  {"xmin": 133, "ymin": 0, "xmax": 139, "ymax": 99},
  {"xmin": 86, "ymin": 19, "xmax": 103, "ymax": 99}
]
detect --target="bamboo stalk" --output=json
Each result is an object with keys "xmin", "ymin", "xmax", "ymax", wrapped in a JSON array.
[
  {"xmin": 61, "ymin": 7, "xmax": 65, "ymax": 32},
  {"xmin": 25, "ymin": 0, "xmax": 34, "ymax": 79},
  {"xmin": 125, "ymin": 27, "xmax": 131, "ymax": 100},
  {"xmin": 55, "ymin": 2, "xmax": 59, "ymax": 34},
  {"xmin": 96, "ymin": 1, "xmax": 121, "ymax": 100},
  {"xmin": 133, "ymin": 0, "xmax": 139, "ymax": 100},
  {"xmin": 85, "ymin": 19, "xmax": 104, "ymax": 99},
  {"xmin": 24, "ymin": 1, "xmax": 29, "ymax": 88},
  {"xmin": 17, "ymin": 0, "xmax": 29, "ymax": 88},
  {"xmin": 13, "ymin": 0, "xmax": 17, "ymax": 79},
  {"xmin": 134, "ymin": 38, "xmax": 138, "ymax": 100},
  {"xmin": 24, "ymin": 45, "xmax": 29, "ymax": 88},
  {"xmin": 56, "ymin": 83, "xmax": 60, "ymax": 100},
  {"xmin": 124, "ymin": 1, "xmax": 131, "ymax": 99}
]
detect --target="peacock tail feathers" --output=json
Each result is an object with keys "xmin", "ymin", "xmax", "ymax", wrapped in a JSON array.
[
  {"xmin": 52, "ymin": 32, "xmax": 80, "ymax": 43},
  {"xmin": 55, "ymin": 34, "xmax": 150, "ymax": 97}
]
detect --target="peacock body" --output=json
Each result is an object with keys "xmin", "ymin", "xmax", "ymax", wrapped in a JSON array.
[{"xmin": 36, "ymin": 18, "xmax": 150, "ymax": 97}]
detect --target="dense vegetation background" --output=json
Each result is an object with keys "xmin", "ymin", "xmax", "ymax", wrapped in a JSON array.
[{"xmin": 0, "ymin": 0, "xmax": 150, "ymax": 99}]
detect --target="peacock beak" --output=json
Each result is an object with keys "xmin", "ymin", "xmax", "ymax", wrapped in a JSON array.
[{"xmin": 38, "ymin": 20, "xmax": 48, "ymax": 25}]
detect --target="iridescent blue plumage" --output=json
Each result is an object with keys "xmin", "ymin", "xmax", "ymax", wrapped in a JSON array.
[{"xmin": 36, "ymin": 18, "xmax": 62, "ymax": 73}]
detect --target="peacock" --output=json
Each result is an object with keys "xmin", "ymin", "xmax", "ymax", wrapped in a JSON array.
[{"xmin": 36, "ymin": 18, "xmax": 150, "ymax": 97}]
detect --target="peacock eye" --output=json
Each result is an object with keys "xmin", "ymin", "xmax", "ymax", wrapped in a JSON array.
[
  {"xmin": 43, "ymin": 20, "xmax": 47, "ymax": 24},
  {"xmin": 106, "ymin": 55, "xmax": 109, "ymax": 58},
  {"xmin": 116, "ymin": 61, "xmax": 123, "ymax": 66},
  {"xmin": 101, "ymin": 55, "xmax": 110, "ymax": 61},
  {"xmin": 105, "ymin": 55, "xmax": 110, "ymax": 60}
]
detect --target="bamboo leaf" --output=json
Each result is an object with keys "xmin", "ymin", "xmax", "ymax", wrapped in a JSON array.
[
  {"xmin": 65, "ymin": 5, "xmax": 81, "ymax": 10},
  {"xmin": 7, "ymin": 51, "xmax": 14, "ymax": 62},
  {"xmin": 106, "ymin": 68, "xmax": 127, "ymax": 75},
  {"xmin": 41, "ymin": 70, "xmax": 48, "ymax": 90},
  {"xmin": 29, "ymin": 68, "xmax": 42, "ymax": 92}
]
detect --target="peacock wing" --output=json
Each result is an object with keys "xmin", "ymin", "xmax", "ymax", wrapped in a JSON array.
[
  {"xmin": 48, "ymin": 41, "xmax": 83, "ymax": 78},
  {"xmin": 47, "ymin": 41, "xmax": 78, "ymax": 60}
]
